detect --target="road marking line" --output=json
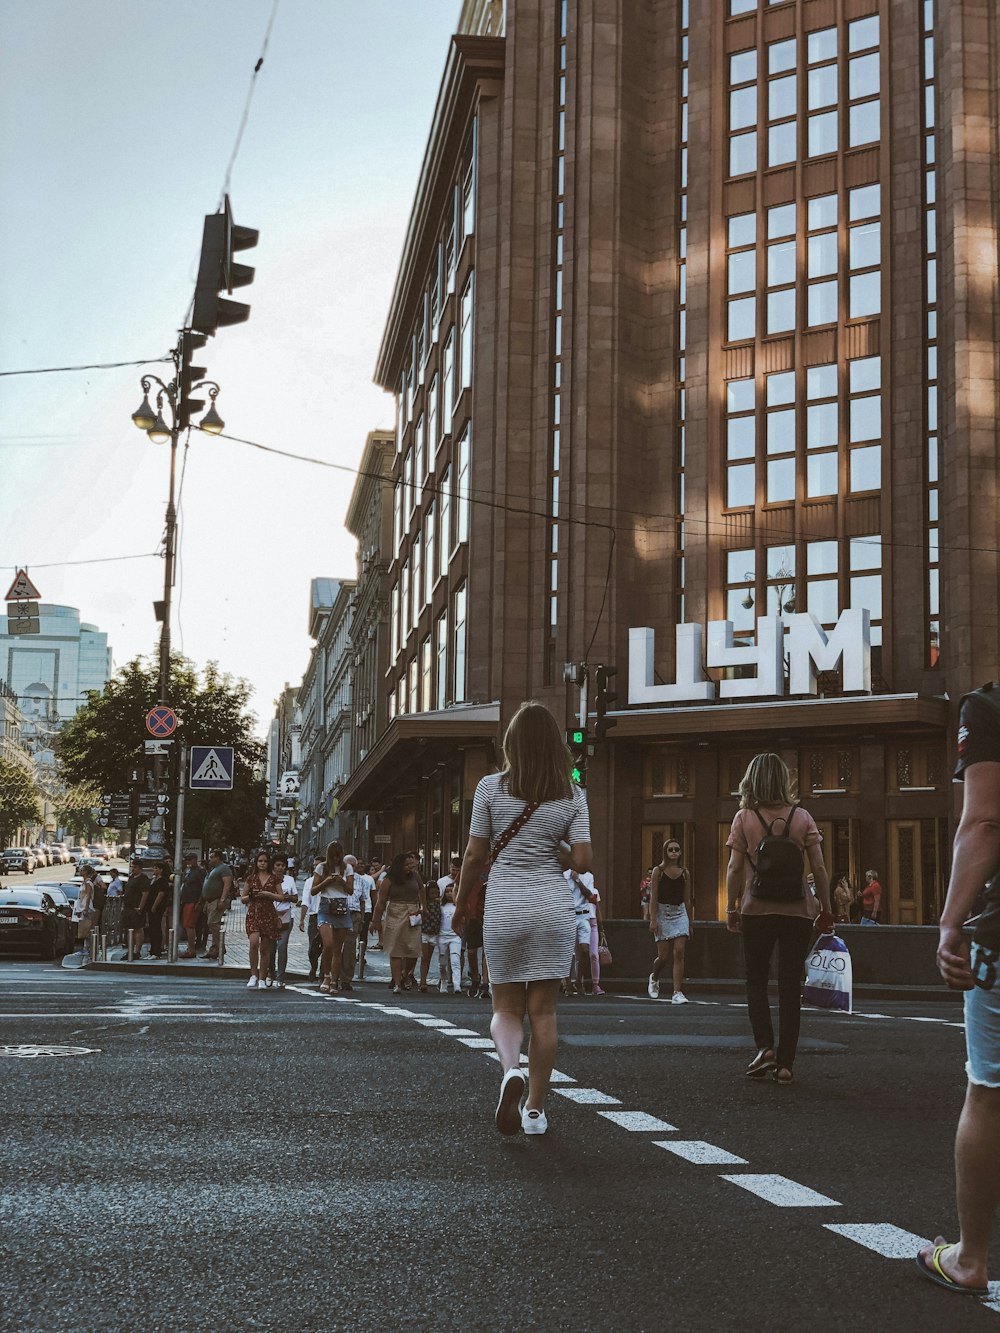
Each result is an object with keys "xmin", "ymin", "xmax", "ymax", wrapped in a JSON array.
[
  {"xmin": 413, "ymin": 1018, "xmax": 456, "ymax": 1027},
  {"xmin": 720, "ymin": 1174, "xmax": 840, "ymax": 1208},
  {"xmin": 653, "ymin": 1140, "xmax": 747, "ymax": 1165},
  {"xmin": 441, "ymin": 1028, "xmax": 481, "ymax": 1037},
  {"xmin": 823, "ymin": 1223, "xmax": 931, "ymax": 1259},
  {"xmin": 553, "ymin": 1087, "xmax": 621, "ymax": 1105},
  {"xmin": 599, "ymin": 1110, "xmax": 678, "ymax": 1132},
  {"xmin": 455, "ymin": 1037, "xmax": 496, "ymax": 1048}
]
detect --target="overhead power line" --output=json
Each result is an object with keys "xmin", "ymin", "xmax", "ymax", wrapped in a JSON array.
[
  {"xmin": 0, "ymin": 552, "xmax": 160, "ymax": 571},
  {"xmin": 0, "ymin": 356, "xmax": 172, "ymax": 378}
]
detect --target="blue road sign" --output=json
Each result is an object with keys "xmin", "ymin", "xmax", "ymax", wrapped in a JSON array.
[{"xmin": 189, "ymin": 745, "xmax": 235, "ymax": 791}]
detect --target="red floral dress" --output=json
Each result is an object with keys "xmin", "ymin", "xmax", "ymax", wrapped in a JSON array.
[{"xmin": 245, "ymin": 871, "xmax": 281, "ymax": 941}]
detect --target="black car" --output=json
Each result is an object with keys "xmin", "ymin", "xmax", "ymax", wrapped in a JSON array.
[{"xmin": 0, "ymin": 888, "xmax": 75, "ymax": 959}]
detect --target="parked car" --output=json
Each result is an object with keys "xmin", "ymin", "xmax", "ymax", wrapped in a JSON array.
[
  {"xmin": 68, "ymin": 845, "xmax": 90, "ymax": 863},
  {"xmin": 2, "ymin": 848, "xmax": 37, "ymax": 874},
  {"xmin": 74, "ymin": 858, "xmax": 110, "ymax": 881},
  {"xmin": 49, "ymin": 843, "xmax": 71, "ymax": 866},
  {"xmin": 31, "ymin": 846, "xmax": 51, "ymax": 868},
  {"xmin": 32, "ymin": 882, "xmax": 74, "ymax": 921},
  {"xmin": 0, "ymin": 888, "xmax": 74, "ymax": 959}
]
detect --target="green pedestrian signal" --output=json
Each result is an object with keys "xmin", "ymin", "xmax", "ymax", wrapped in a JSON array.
[{"xmin": 566, "ymin": 728, "xmax": 589, "ymax": 787}]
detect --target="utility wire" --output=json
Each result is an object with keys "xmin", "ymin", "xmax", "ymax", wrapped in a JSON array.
[
  {"xmin": 217, "ymin": 430, "xmax": 618, "ymax": 654},
  {"xmin": 0, "ymin": 553, "xmax": 160, "ymax": 571},
  {"xmin": 218, "ymin": 0, "xmax": 281, "ymax": 206},
  {"xmin": 0, "ymin": 356, "xmax": 172, "ymax": 378}
]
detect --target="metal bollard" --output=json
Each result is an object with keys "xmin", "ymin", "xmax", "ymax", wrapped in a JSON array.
[
  {"xmin": 167, "ymin": 927, "xmax": 176, "ymax": 963},
  {"xmin": 218, "ymin": 924, "xmax": 226, "ymax": 968},
  {"xmin": 89, "ymin": 932, "xmax": 99, "ymax": 963},
  {"xmin": 128, "ymin": 928, "xmax": 135, "ymax": 962},
  {"xmin": 100, "ymin": 934, "xmax": 108, "ymax": 962}
]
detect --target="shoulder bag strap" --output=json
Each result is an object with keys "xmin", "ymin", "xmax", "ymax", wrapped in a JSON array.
[{"xmin": 488, "ymin": 801, "xmax": 540, "ymax": 867}]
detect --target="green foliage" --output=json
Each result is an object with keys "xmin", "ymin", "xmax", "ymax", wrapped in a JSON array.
[
  {"xmin": 53, "ymin": 781, "xmax": 104, "ymax": 841},
  {"xmin": 56, "ymin": 655, "xmax": 267, "ymax": 850},
  {"xmin": 0, "ymin": 757, "xmax": 42, "ymax": 844}
]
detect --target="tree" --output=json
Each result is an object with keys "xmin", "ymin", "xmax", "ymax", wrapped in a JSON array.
[
  {"xmin": 56, "ymin": 655, "xmax": 267, "ymax": 850},
  {"xmin": 0, "ymin": 758, "xmax": 42, "ymax": 846},
  {"xmin": 54, "ymin": 781, "xmax": 106, "ymax": 842}
]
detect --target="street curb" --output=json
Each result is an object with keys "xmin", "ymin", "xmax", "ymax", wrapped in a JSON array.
[
  {"xmin": 608, "ymin": 977, "xmax": 961, "ymax": 1004},
  {"xmin": 84, "ymin": 962, "xmax": 955, "ymax": 1003}
]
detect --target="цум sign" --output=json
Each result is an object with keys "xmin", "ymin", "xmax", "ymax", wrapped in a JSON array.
[{"xmin": 628, "ymin": 609, "xmax": 872, "ymax": 704}]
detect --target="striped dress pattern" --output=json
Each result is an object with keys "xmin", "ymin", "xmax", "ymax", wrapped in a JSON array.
[{"xmin": 470, "ymin": 773, "xmax": 592, "ymax": 984}]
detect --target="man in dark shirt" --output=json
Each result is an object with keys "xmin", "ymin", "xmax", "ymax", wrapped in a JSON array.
[
  {"xmin": 179, "ymin": 852, "xmax": 206, "ymax": 958},
  {"xmin": 199, "ymin": 849, "xmax": 234, "ymax": 960},
  {"xmin": 123, "ymin": 859, "xmax": 151, "ymax": 958},
  {"xmin": 917, "ymin": 684, "xmax": 1000, "ymax": 1297}
]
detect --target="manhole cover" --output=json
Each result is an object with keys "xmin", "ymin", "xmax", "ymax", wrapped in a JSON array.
[{"xmin": 0, "ymin": 1045, "xmax": 100, "ymax": 1058}]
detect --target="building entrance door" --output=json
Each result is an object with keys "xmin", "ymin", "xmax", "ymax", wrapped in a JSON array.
[{"xmin": 888, "ymin": 818, "xmax": 946, "ymax": 924}]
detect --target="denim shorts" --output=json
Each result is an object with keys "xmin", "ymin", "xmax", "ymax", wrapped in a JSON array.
[
  {"xmin": 318, "ymin": 906, "xmax": 353, "ymax": 932},
  {"xmin": 965, "ymin": 944, "xmax": 1000, "ymax": 1088}
]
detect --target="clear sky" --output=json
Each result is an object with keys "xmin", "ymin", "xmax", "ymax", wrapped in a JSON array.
[{"xmin": 0, "ymin": 0, "xmax": 460, "ymax": 732}]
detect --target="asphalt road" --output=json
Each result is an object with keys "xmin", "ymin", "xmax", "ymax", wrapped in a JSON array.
[{"xmin": 2, "ymin": 965, "xmax": 998, "ymax": 1332}]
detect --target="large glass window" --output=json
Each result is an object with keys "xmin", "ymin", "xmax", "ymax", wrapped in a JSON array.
[
  {"xmin": 728, "ymin": 296, "xmax": 756, "ymax": 342},
  {"xmin": 427, "ymin": 373, "xmax": 439, "ymax": 455},
  {"xmin": 453, "ymin": 583, "xmax": 467, "ymax": 704},
  {"xmin": 730, "ymin": 130, "xmax": 757, "ymax": 177},
  {"xmin": 460, "ymin": 274, "xmax": 474, "ymax": 390},
  {"xmin": 420, "ymin": 636, "xmax": 432, "ymax": 712},
  {"xmin": 439, "ymin": 465, "xmax": 451, "ymax": 574},
  {"xmin": 435, "ymin": 611, "xmax": 448, "ymax": 709},
  {"xmin": 726, "ymin": 376, "xmax": 756, "ymax": 508},
  {"xmin": 442, "ymin": 331, "xmax": 455, "ymax": 427},
  {"xmin": 765, "ymin": 370, "xmax": 795, "ymax": 503},
  {"xmin": 456, "ymin": 426, "xmax": 471, "ymax": 543},
  {"xmin": 424, "ymin": 504, "xmax": 436, "ymax": 605}
]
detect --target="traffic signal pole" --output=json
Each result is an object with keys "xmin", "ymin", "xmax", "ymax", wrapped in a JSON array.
[{"xmin": 169, "ymin": 744, "xmax": 187, "ymax": 962}]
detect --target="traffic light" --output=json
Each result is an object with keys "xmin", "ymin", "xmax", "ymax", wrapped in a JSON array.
[
  {"xmin": 594, "ymin": 664, "xmax": 619, "ymax": 742},
  {"xmin": 192, "ymin": 194, "xmax": 259, "ymax": 336},
  {"xmin": 176, "ymin": 329, "xmax": 207, "ymax": 430},
  {"xmin": 566, "ymin": 727, "xmax": 589, "ymax": 787}
]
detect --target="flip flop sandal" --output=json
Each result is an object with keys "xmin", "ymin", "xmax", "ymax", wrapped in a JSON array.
[{"xmin": 915, "ymin": 1244, "xmax": 989, "ymax": 1297}]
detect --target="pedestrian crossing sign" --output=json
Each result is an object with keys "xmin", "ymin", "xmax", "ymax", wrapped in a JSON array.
[{"xmin": 189, "ymin": 745, "xmax": 235, "ymax": 791}]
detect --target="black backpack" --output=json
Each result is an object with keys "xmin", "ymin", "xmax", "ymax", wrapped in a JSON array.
[{"xmin": 747, "ymin": 806, "xmax": 805, "ymax": 902}]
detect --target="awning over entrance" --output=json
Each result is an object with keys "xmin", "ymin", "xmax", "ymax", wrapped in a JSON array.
[
  {"xmin": 339, "ymin": 703, "xmax": 501, "ymax": 811},
  {"xmin": 605, "ymin": 693, "xmax": 949, "ymax": 741}
]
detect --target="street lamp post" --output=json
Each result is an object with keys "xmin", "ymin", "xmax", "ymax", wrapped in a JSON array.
[{"xmin": 131, "ymin": 339, "xmax": 225, "ymax": 955}]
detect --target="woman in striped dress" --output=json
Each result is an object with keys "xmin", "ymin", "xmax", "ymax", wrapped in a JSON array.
[{"xmin": 453, "ymin": 701, "xmax": 592, "ymax": 1137}]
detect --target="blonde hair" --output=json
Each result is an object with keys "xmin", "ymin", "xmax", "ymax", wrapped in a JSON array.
[
  {"xmin": 738, "ymin": 753, "xmax": 796, "ymax": 809},
  {"xmin": 500, "ymin": 700, "xmax": 573, "ymax": 804}
]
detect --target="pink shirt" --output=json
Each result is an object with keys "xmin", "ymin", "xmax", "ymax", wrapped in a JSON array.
[{"xmin": 727, "ymin": 804, "xmax": 823, "ymax": 919}]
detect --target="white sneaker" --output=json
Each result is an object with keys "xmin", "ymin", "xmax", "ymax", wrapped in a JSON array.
[
  {"xmin": 671, "ymin": 990, "xmax": 689, "ymax": 1005},
  {"xmin": 522, "ymin": 1108, "xmax": 548, "ymax": 1135},
  {"xmin": 647, "ymin": 973, "xmax": 659, "ymax": 999},
  {"xmin": 495, "ymin": 1067, "xmax": 527, "ymax": 1136},
  {"xmin": 246, "ymin": 976, "xmax": 258, "ymax": 989}
]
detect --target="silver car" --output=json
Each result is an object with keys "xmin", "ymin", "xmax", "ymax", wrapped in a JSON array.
[{"xmin": 2, "ymin": 848, "xmax": 37, "ymax": 874}]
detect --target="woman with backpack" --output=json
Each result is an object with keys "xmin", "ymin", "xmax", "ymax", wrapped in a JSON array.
[
  {"xmin": 452, "ymin": 700, "xmax": 592, "ymax": 1137},
  {"xmin": 725, "ymin": 753, "xmax": 833, "ymax": 1084}
]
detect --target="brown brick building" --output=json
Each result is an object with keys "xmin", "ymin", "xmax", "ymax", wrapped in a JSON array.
[{"xmin": 339, "ymin": 0, "xmax": 1000, "ymax": 923}]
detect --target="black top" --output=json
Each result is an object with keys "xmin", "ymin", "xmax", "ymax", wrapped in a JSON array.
[
  {"xmin": 655, "ymin": 868, "xmax": 687, "ymax": 907},
  {"xmin": 955, "ymin": 687, "xmax": 1000, "ymax": 953},
  {"xmin": 123, "ymin": 872, "xmax": 149, "ymax": 911}
]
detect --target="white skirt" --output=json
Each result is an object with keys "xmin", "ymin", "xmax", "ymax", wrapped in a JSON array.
[{"xmin": 655, "ymin": 904, "xmax": 689, "ymax": 941}]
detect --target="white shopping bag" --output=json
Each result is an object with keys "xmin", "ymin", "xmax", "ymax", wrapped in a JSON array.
[{"xmin": 802, "ymin": 932, "xmax": 852, "ymax": 1013}]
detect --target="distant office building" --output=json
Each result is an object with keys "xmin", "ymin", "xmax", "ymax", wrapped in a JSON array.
[
  {"xmin": 0, "ymin": 604, "xmax": 112, "ymax": 749},
  {"xmin": 0, "ymin": 678, "xmax": 30, "ymax": 770}
]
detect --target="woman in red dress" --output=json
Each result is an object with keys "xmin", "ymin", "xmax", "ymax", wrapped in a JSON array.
[{"xmin": 242, "ymin": 850, "xmax": 282, "ymax": 989}]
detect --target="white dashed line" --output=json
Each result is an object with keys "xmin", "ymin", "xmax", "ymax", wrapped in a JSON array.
[
  {"xmin": 455, "ymin": 1037, "xmax": 497, "ymax": 1049},
  {"xmin": 598, "ymin": 1111, "xmax": 677, "ymax": 1132},
  {"xmin": 413, "ymin": 1018, "xmax": 456, "ymax": 1027},
  {"xmin": 824, "ymin": 1223, "xmax": 931, "ymax": 1258},
  {"xmin": 720, "ymin": 1174, "xmax": 840, "ymax": 1208},
  {"xmin": 443, "ymin": 1028, "xmax": 484, "ymax": 1037},
  {"xmin": 654, "ymin": 1140, "xmax": 747, "ymax": 1165},
  {"xmin": 553, "ymin": 1087, "xmax": 621, "ymax": 1105}
]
